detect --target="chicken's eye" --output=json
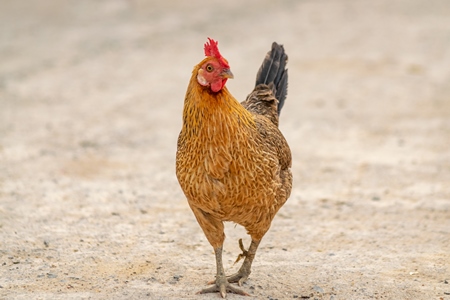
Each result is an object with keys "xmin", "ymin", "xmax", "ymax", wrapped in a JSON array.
[{"xmin": 206, "ymin": 64, "xmax": 214, "ymax": 72}]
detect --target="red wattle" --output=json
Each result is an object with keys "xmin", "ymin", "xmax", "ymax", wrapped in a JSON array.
[{"xmin": 211, "ymin": 79, "xmax": 227, "ymax": 92}]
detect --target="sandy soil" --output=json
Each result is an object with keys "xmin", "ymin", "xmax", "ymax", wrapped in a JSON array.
[{"xmin": 1, "ymin": 0, "xmax": 449, "ymax": 299}]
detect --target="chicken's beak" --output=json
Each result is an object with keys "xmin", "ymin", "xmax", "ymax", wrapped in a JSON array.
[{"xmin": 221, "ymin": 69, "xmax": 234, "ymax": 79}]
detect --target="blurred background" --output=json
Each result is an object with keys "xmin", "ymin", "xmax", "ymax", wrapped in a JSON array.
[{"xmin": 1, "ymin": 0, "xmax": 449, "ymax": 299}]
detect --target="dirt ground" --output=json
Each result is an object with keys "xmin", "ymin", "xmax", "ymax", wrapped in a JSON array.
[{"xmin": 1, "ymin": 0, "xmax": 449, "ymax": 299}]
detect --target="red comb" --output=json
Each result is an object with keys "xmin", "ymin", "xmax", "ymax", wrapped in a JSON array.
[
  {"xmin": 204, "ymin": 38, "xmax": 229, "ymax": 68},
  {"xmin": 204, "ymin": 38, "xmax": 221, "ymax": 58}
]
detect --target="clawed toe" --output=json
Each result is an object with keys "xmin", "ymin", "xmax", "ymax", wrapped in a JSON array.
[
  {"xmin": 198, "ymin": 279, "xmax": 250, "ymax": 298},
  {"xmin": 233, "ymin": 238, "xmax": 248, "ymax": 265},
  {"xmin": 227, "ymin": 271, "xmax": 250, "ymax": 286}
]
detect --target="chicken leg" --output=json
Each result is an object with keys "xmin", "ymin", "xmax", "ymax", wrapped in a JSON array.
[
  {"xmin": 199, "ymin": 246, "xmax": 249, "ymax": 298},
  {"xmin": 227, "ymin": 239, "xmax": 261, "ymax": 285}
]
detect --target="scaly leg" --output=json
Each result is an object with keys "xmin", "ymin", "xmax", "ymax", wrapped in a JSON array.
[
  {"xmin": 227, "ymin": 239, "xmax": 261, "ymax": 286},
  {"xmin": 198, "ymin": 246, "xmax": 249, "ymax": 298}
]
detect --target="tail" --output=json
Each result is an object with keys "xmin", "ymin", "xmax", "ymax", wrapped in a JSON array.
[{"xmin": 255, "ymin": 42, "xmax": 288, "ymax": 115}]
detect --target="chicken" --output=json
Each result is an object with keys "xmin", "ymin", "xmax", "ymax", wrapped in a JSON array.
[{"xmin": 176, "ymin": 38, "xmax": 292, "ymax": 298}]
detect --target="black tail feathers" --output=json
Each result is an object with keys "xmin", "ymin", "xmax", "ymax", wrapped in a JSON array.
[{"xmin": 255, "ymin": 42, "xmax": 288, "ymax": 115}]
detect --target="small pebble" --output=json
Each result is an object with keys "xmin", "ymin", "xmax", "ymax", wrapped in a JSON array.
[
  {"xmin": 173, "ymin": 275, "xmax": 182, "ymax": 281},
  {"xmin": 313, "ymin": 285, "xmax": 324, "ymax": 293},
  {"xmin": 69, "ymin": 277, "xmax": 80, "ymax": 280}
]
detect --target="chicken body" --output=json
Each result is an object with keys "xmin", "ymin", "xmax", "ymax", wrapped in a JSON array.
[{"xmin": 176, "ymin": 39, "xmax": 292, "ymax": 298}]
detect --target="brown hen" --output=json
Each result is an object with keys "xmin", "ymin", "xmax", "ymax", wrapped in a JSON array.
[{"xmin": 176, "ymin": 38, "xmax": 292, "ymax": 298}]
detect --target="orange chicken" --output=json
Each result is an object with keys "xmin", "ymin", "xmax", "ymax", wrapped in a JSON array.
[{"xmin": 176, "ymin": 38, "xmax": 292, "ymax": 298}]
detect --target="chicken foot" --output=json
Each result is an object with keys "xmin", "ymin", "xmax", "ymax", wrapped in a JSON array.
[
  {"xmin": 227, "ymin": 239, "xmax": 261, "ymax": 286},
  {"xmin": 232, "ymin": 238, "xmax": 248, "ymax": 265},
  {"xmin": 199, "ymin": 246, "xmax": 250, "ymax": 298}
]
